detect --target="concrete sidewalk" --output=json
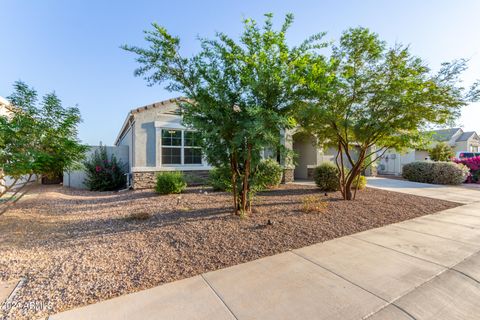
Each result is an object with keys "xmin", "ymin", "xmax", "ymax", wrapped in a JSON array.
[{"xmin": 50, "ymin": 178, "xmax": 480, "ymax": 320}]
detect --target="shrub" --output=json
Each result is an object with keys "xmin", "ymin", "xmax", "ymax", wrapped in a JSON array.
[
  {"xmin": 429, "ymin": 142, "xmax": 454, "ymax": 161},
  {"xmin": 83, "ymin": 146, "xmax": 127, "ymax": 191},
  {"xmin": 454, "ymin": 156, "xmax": 480, "ymax": 183},
  {"xmin": 351, "ymin": 175, "xmax": 367, "ymax": 190},
  {"xmin": 253, "ymin": 159, "xmax": 283, "ymax": 190},
  {"xmin": 431, "ymin": 162, "xmax": 469, "ymax": 185},
  {"xmin": 313, "ymin": 163, "xmax": 340, "ymax": 191},
  {"xmin": 302, "ymin": 195, "xmax": 328, "ymax": 213},
  {"xmin": 209, "ymin": 159, "xmax": 283, "ymax": 192},
  {"xmin": 402, "ymin": 161, "xmax": 435, "ymax": 183},
  {"xmin": 402, "ymin": 161, "xmax": 469, "ymax": 185},
  {"xmin": 208, "ymin": 166, "xmax": 232, "ymax": 191},
  {"xmin": 155, "ymin": 171, "xmax": 187, "ymax": 194}
]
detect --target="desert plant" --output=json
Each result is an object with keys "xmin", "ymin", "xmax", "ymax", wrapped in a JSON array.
[
  {"xmin": 155, "ymin": 171, "xmax": 187, "ymax": 194},
  {"xmin": 351, "ymin": 175, "xmax": 367, "ymax": 190},
  {"xmin": 313, "ymin": 163, "xmax": 340, "ymax": 191},
  {"xmin": 125, "ymin": 211, "xmax": 152, "ymax": 221},
  {"xmin": 402, "ymin": 161, "xmax": 468, "ymax": 185},
  {"xmin": 429, "ymin": 142, "xmax": 454, "ymax": 161},
  {"xmin": 302, "ymin": 195, "xmax": 328, "ymax": 213},
  {"xmin": 253, "ymin": 159, "xmax": 283, "ymax": 190},
  {"xmin": 84, "ymin": 145, "xmax": 126, "ymax": 191},
  {"xmin": 431, "ymin": 162, "xmax": 470, "ymax": 185}
]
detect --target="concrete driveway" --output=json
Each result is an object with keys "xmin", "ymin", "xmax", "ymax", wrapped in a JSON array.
[{"xmin": 50, "ymin": 178, "xmax": 480, "ymax": 320}]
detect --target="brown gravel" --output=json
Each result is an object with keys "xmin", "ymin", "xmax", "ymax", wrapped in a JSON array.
[{"xmin": 0, "ymin": 184, "xmax": 459, "ymax": 319}]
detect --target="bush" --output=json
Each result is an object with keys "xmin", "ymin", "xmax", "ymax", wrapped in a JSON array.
[
  {"xmin": 402, "ymin": 161, "xmax": 469, "ymax": 185},
  {"xmin": 313, "ymin": 163, "xmax": 340, "ymax": 191},
  {"xmin": 83, "ymin": 146, "xmax": 127, "ymax": 191},
  {"xmin": 402, "ymin": 161, "xmax": 435, "ymax": 183},
  {"xmin": 431, "ymin": 162, "xmax": 469, "ymax": 185},
  {"xmin": 155, "ymin": 171, "xmax": 187, "ymax": 194},
  {"xmin": 454, "ymin": 155, "xmax": 480, "ymax": 183},
  {"xmin": 351, "ymin": 175, "xmax": 367, "ymax": 190},
  {"xmin": 253, "ymin": 159, "xmax": 283, "ymax": 190},
  {"xmin": 208, "ymin": 166, "xmax": 232, "ymax": 191},
  {"xmin": 209, "ymin": 159, "xmax": 283, "ymax": 192}
]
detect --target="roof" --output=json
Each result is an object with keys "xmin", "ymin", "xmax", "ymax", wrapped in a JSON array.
[
  {"xmin": 429, "ymin": 128, "xmax": 462, "ymax": 142},
  {"xmin": 457, "ymin": 131, "xmax": 476, "ymax": 142},
  {"xmin": 114, "ymin": 97, "xmax": 184, "ymax": 145}
]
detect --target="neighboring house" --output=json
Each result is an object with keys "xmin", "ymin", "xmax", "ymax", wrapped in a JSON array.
[
  {"xmin": 114, "ymin": 98, "xmax": 366, "ymax": 189},
  {"xmin": 378, "ymin": 128, "xmax": 480, "ymax": 175}
]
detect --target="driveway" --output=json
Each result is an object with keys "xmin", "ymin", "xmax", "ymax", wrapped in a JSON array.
[{"xmin": 50, "ymin": 178, "xmax": 480, "ymax": 320}]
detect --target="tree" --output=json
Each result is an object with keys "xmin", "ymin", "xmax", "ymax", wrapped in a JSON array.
[
  {"xmin": 297, "ymin": 27, "xmax": 479, "ymax": 200},
  {"xmin": 122, "ymin": 14, "xmax": 325, "ymax": 215},
  {"xmin": 429, "ymin": 142, "xmax": 454, "ymax": 161},
  {"xmin": 0, "ymin": 81, "xmax": 87, "ymax": 213}
]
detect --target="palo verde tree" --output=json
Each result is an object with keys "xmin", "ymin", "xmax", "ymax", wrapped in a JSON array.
[
  {"xmin": 0, "ymin": 81, "xmax": 87, "ymax": 213},
  {"xmin": 297, "ymin": 27, "xmax": 479, "ymax": 200},
  {"xmin": 123, "ymin": 14, "xmax": 325, "ymax": 215}
]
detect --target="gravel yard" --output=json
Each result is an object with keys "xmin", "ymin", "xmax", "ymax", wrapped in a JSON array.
[{"xmin": 0, "ymin": 184, "xmax": 459, "ymax": 319}]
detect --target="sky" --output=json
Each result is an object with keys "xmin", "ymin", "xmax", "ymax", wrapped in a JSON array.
[{"xmin": 1, "ymin": 0, "xmax": 479, "ymax": 145}]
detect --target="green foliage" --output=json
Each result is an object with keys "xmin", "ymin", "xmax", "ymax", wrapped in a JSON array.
[
  {"xmin": 297, "ymin": 27, "xmax": 479, "ymax": 199},
  {"xmin": 429, "ymin": 142, "xmax": 455, "ymax": 161},
  {"xmin": 155, "ymin": 171, "xmax": 187, "ymax": 194},
  {"xmin": 402, "ymin": 161, "xmax": 469, "ymax": 185},
  {"xmin": 313, "ymin": 163, "xmax": 340, "ymax": 191},
  {"xmin": 253, "ymin": 159, "xmax": 283, "ymax": 190},
  {"xmin": 209, "ymin": 159, "xmax": 283, "ymax": 192},
  {"xmin": 83, "ymin": 146, "xmax": 127, "ymax": 191},
  {"xmin": 351, "ymin": 175, "xmax": 367, "ymax": 190},
  {"xmin": 208, "ymin": 166, "xmax": 232, "ymax": 192},
  {"xmin": 123, "ymin": 14, "xmax": 325, "ymax": 214},
  {"xmin": 0, "ymin": 81, "xmax": 86, "ymax": 200},
  {"xmin": 402, "ymin": 162, "xmax": 435, "ymax": 183}
]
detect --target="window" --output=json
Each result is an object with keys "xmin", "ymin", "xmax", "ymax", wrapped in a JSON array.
[
  {"xmin": 471, "ymin": 145, "xmax": 479, "ymax": 153},
  {"xmin": 161, "ymin": 129, "xmax": 202, "ymax": 165},
  {"xmin": 162, "ymin": 130, "xmax": 182, "ymax": 164}
]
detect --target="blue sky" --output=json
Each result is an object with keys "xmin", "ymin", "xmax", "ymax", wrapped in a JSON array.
[{"xmin": 1, "ymin": 0, "xmax": 479, "ymax": 145}]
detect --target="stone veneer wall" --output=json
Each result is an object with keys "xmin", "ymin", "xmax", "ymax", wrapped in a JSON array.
[
  {"xmin": 282, "ymin": 168, "xmax": 294, "ymax": 183},
  {"xmin": 132, "ymin": 170, "xmax": 210, "ymax": 189}
]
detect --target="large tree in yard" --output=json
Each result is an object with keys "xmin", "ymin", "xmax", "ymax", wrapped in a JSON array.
[
  {"xmin": 123, "ymin": 14, "xmax": 325, "ymax": 215},
  {"xmin": 297, "ymin": 27, "xmax": 479, "ymax": 200},
  {"xmin": 0, "ymin": 81, "xmax": 87, "ymax": 214}
]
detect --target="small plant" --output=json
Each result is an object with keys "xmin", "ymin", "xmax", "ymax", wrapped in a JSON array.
[
  {"xmin": 155, "ymin": 171, "xmax": 187, "ymax": 194},
  {"xmin": 351, "ymin": 175, "xmax": 367, "ymax": 190},
  {"xmin": 429, "ymin": 142, "xmax": 454, "ymax": 161},
  {"xmin": 302, "ymin": 195, "xmax": 328, "ymax": 214},
  {"xmin": 313, "ymin": 163, "xmax": 340, "ymax": 191},
  {"xmin": 125, "ymin": 211, "xmax": 152, "ymax": 221},
  {"xmin": 83, "ymin": 145, "xmax": 127, "ymax": 191}
]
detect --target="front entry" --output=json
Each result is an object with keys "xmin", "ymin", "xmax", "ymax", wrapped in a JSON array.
[{"xmin": 292, "ymin": 132, "xmax": 317, "ymax": 180}]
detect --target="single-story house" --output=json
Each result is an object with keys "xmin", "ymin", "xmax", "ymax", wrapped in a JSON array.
[
  {"xmin": 115, "ymin": 98, "xmax": 370, "ymax": 189},
  {"xmin": 378, "ymin": 127, "xmax": 480, "ymax": 175}
]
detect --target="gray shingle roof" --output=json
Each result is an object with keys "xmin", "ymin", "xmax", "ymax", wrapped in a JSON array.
[
  {"xmin": 457, "ymin": 131, "xmax": 476, "ymax": 141},
  {"xmin": 429, "ymin": 128, "xmax": 461, "ymax": 142}
]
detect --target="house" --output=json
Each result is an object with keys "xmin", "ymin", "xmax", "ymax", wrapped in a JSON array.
[
  {"xmin": 114, "ymin": 98, "xmax": 365, "ymax": 189},
  {"xmin": 378, "ymin": 128, "xmax": 480, "ymax": 175}
]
